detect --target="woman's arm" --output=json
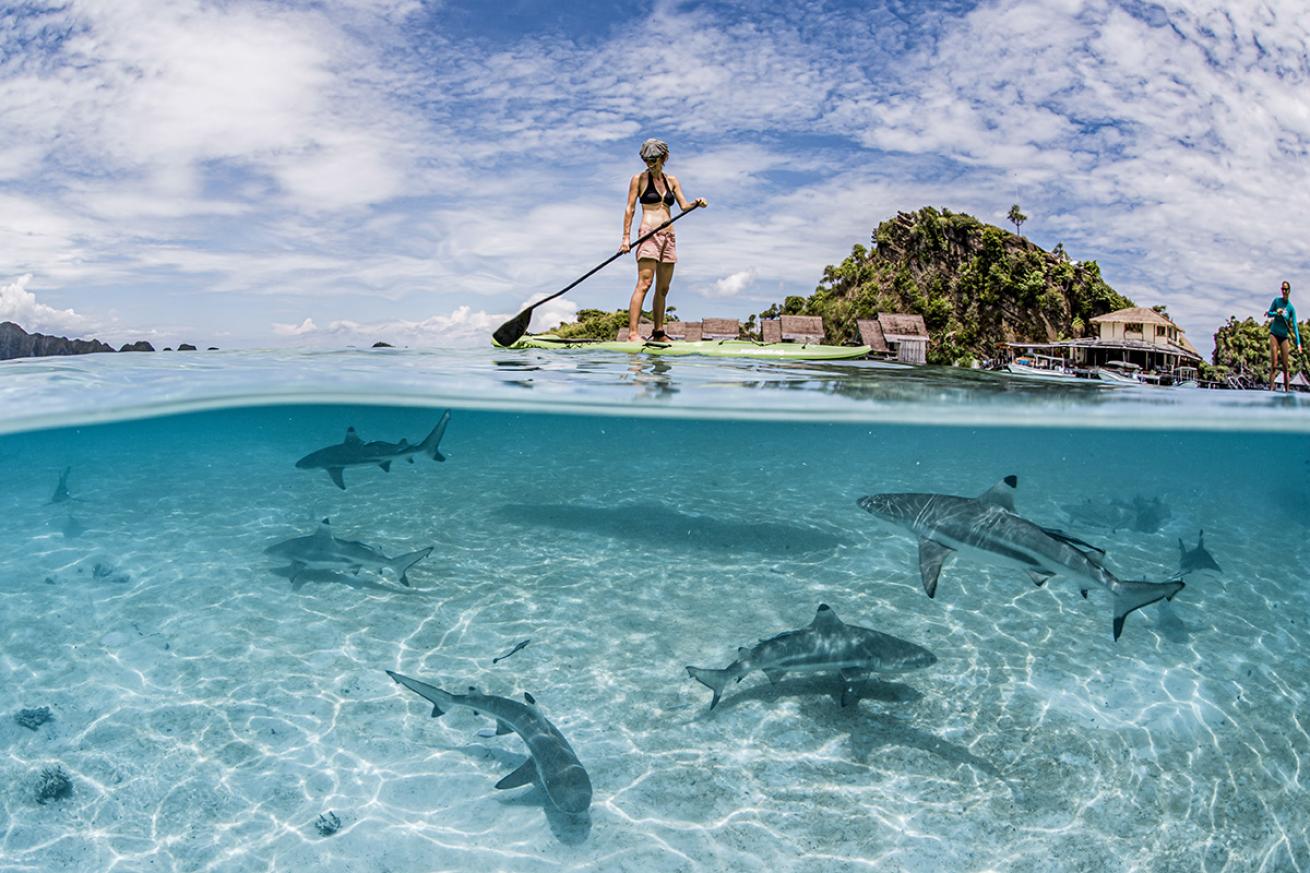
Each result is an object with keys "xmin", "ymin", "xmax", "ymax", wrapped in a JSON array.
[
  {"xmin": 668, "ymin": 176, "xmax": 707, "ymax": 211},
  {"xmin": 620, "ymin": 175, "xmax": 639, "ymax": 252}
]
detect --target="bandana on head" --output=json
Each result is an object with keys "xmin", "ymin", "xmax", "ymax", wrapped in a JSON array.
[{"xmin": 639, "ymin": 139, "xmax": 669, "ymax": 161}]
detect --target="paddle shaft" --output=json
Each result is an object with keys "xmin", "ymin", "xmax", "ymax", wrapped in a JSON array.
[
  {"xmin": 539, "ymin": 205, "xmax": 698, "ymax": 309},
  {"xmin": 493, "ymin": 204, "xmax": 701, "ymax": 346}
]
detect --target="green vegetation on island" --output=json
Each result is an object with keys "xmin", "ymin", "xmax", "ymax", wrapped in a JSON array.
[
  {"xmin": 548, "ymin": 308, "xmax": 678, "ymax": 340},
  {"xmin": 757, "ymin": 207, "xmax": 1133, "ymax": 365}
]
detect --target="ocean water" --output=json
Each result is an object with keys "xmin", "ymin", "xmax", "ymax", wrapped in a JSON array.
[{"xmin": 1, "ymin": 349, "xmax": 1307, "ymax": 873}]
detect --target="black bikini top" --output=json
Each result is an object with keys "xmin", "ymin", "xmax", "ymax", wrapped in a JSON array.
[{"xmin": 639, "ymin": 172, "xmax": 676, "ymax": 206}]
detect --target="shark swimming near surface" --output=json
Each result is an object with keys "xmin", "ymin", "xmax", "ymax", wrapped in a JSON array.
[
  {"xmin": 264, "ymin": 519, "xmax": 433, "ymax": 588},
  {"xmin": 295, "ymin": 410, "xmax": 450, "ymax": 490},
  {"xmin": 385, "ymin": 670, "xmax": 592, "ymax": 815},
  {"xmin": 686, "ymin": 604, "xmax": 936, "ymax": 709},
  {"xmin": 857, "ymin": 476, "xmax": 1185, "ymax": 641}
]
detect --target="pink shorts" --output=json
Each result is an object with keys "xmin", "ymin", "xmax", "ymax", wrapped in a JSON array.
[{"xmin": 634, "ymin": 227, "xmax": 677, "ymax": 263}]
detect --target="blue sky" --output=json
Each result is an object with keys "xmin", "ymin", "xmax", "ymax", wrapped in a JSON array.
[{"xmin": 1, "ymin": 0, "xmax": 1307, "ymax": 356}]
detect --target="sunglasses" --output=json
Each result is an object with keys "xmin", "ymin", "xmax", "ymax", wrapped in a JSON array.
[{"xmin": 643, "ymin": 155, "xmax": 664, "ymax": 164}]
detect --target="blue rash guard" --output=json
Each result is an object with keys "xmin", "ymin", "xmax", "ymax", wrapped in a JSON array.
[{"xmin": 1267, "ymin": 297, "xmax": 1301, "ymax": 344}]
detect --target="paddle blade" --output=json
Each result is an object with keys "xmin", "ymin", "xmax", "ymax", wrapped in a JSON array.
[{"xmin": 493, "ymin": 307, "xmax": 535, "ymax": 347}]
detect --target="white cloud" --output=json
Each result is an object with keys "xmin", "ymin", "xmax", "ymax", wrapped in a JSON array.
[
  {"xmin": 272, "ymin": 317, "xmax": 319, "ymax": 337},
  {"xmin": 704, "ymin": 269, "xmax": 757, "ymax": 299},
  {"xmin": 0, "ymin": 274, "xmax": 91, "ymax": 335}
]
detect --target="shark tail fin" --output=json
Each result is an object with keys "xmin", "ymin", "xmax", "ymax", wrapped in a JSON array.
[
  {"xmin": 1112, "ymin": 579, "xmax": 1185, "ymax": 641},
  {"xmin": 686, "ymin": 665, "xmax": 736, "ymax": 710},
  {"xmin": 391, "ymin": 546, "xmax": 434, "ymax": 587},
  {"xmin": 386, "ymin": 670, "xmax": 453, "ymax": 718},
  {"xmin": 419, "ymin": 411, "xmax": 451, "ymax": 462}
]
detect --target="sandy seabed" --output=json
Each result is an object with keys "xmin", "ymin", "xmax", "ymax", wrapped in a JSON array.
[{"xmin": 1, "ymin": 406, "xmax": 1307, "ymax": 872}]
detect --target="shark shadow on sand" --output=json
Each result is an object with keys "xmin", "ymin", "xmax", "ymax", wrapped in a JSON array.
[
  {"xmin": 491, "ymin": 503, "xmax": 846, "ymax": 560},
  {"xmin": 697, "ymin": 668, "xmax": 1014, "ymax": 802}
]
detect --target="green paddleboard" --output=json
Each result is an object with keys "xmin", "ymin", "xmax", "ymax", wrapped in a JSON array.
[{"xmin": 495, "ymin": 334, "xmax": 872, "ymax": 361}]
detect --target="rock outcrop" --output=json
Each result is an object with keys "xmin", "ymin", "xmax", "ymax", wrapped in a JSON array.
[{"xmin": 0, "ymin": 322, "xmax": 115, "ymax": 361}]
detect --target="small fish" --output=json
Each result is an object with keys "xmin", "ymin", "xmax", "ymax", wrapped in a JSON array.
[{"xmin": 493, "ymin": 639, "xmax": 531, "ymax": 664}]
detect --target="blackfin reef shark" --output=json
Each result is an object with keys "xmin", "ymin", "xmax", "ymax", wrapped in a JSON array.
[
  {"xmin": 50, "ymin": 466, "xmax": 73, "ymax": 504},
  {"xmin": 264, "ymin": 519, "xmax": 433, "ymax": 588},
  {"xmin": 296, "ymin": 410, "xmax": 450, "ymax": 490},
  {"xmin": 1175, "ymin": 530, "xmax": 1222, "ymax": 579},
  {"xmin": 386, "ymin": 671, "xmax": 592, "ymax": 815},
  {"xmin": 686, "ymin": 604, "xmax": 936, "ymax": 709},
  {"xmin": 857, "ymin": 475, "xmax": 1184, "ymax": 640}
]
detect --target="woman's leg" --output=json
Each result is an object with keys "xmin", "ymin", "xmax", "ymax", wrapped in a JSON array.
[
  {"xmin": 1270, "ymin": 334, "xmax": 1281, "ymax": 390},
  {"xmin": 651, "ymin": 262, "xmax": 675, "ymax": 336},
  {"xmin": 628, "ymin": 260, "xmax": 656, "ymax": 339},
  {"xmin": 1279, "ymin": 338, "xmax": 1292, "ymax": 391}
]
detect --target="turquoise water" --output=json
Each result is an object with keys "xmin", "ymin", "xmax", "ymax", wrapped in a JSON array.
[{"xmin": 1, "ymin": 349, "xmax": 1308, "ymax": 872}]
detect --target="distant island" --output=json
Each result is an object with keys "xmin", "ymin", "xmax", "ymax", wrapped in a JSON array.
[{"xmin": 0, "ymin": 321, "xmax": 215, "ymax": 362}]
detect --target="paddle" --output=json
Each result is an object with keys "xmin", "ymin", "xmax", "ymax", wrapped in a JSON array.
[{"xmin": 492, "ymin": 203, "xmax": 703, "ymax": 347}]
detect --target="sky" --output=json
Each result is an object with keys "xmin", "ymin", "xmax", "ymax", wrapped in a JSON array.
[{"xmin": 2, "ymin": 0, "xmax": 1308, "ymax": 356}]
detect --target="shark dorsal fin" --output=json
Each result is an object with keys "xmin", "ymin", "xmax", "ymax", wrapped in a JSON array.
[
  {"xmin": 812, "ymin": 603, "xmax": 841, "ymax": 628},
  {"xmin": 523, "ymin": 691, "xmax": 536, "ymax": 705},
  {"xmin": 343, "ymin": 427, "xmax": 362, "ymax": 446},
  {"xmin": 977, "ymin": 475, "xmax": 1018, "ymax": 512},
  {"xmin": 1198, "ymin": 530, "xmax": 1205, "ymax": 547},
  {"xmin": 313, "ymin": 519, "xmax": 334, "ymax": 540}
]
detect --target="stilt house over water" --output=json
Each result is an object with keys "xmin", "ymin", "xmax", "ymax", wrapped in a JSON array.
[{"xmin": 1006, "ymin": 306, "xmax": 1202, "ymax": 377}]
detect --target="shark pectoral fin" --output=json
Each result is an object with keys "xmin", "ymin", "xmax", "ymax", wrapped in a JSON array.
[
  {"xmin": 977, "ymin": 475, "xmax": 1018, "ymax": 511},
  {"xmin": 494, "ymin": 760, "xmax": 537, "ymax": 791},
  {"xmin": 1080, "ymin": 587, "xmax": 1089, "ymax": 599},
  {"xmin": 1027, "ymin": 570, "xmax": 1054, "ymax": 587},
  {"xmin": 289, "ymin": 563, "xmax": 307, "ymax": 590},
  {"xmin": 328, "ymin": 468, "xmax": 346, "ymax": 490},
  {"xmin": 495, "ymin": 719, "xmax": 513, "ymax": 736},
  {"xmin": 917, "ymin": 538, "xmax": 954, "ymax": 599},
  {"xmin": 379, "ymin": 461, "xmax": 392, "ymax": 472},
  {"xmin": 763, "ymin": 669, "xmax": 787, "ymax": 685}
]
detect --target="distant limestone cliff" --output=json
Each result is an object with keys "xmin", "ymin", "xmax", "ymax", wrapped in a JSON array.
[
  {"xmin": 0, "ymin": 321, "xmax": 117, "ymax": 360},
  {"xmin": 0, "ymin": 322, "xmax": 180, "ymax": 361},
  {"xmin": 759, "ymin": 207, "xmax": 1135, "ymax": 365}
]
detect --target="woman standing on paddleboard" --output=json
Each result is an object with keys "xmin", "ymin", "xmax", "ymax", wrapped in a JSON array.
[
  {"xmin": 1267, "ymin": 280, "xmax": 1302, "ymax": 392},
  {"xmin": 620, "ymin": 139, "xmax": 707, "ymax": 343}
]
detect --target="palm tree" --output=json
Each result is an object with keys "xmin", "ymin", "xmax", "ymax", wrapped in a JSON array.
[{"xmin": 1007, "ymin": 204, "xmax": 1027, "ymax": 236}]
